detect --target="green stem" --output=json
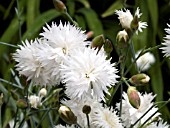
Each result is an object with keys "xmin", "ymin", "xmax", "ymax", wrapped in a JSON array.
[
  {"xmin": 138, "ymin": 99, "xmax": 170, "ymax": 128},
  {"xmin": 76, "ymin": 123, "xmax": 83, "ymax": 128},
  {"xmin": 86, "ymin": 114, "xmax": 90, "ymax": 128},
  {"xmin": 13, "ymin": 107, "xmax": 19, "ymax": 128},
  {"xmin": 121, "ymin": 77, "xmax": 131, "ymax": 87},
  {"xmin": 63, "ymin": 12, "xmax": 78, "ymax": 26},
  {"xmin": 0, "ymin": 41, "xmax": 18, "ymax": 48},
  {"xmin": 0, "ymin": 105, "xmax": 2, "ymax": 128},
  {"xmin": 36, "ymin": 109, "xmax": 50, "ymax": 128}
]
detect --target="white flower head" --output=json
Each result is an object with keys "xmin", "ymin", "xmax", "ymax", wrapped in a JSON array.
[
  {"xmin": 13, "ymin": 39, "xmax": 53, "ymax": 86},
  {"xmin": 90, "ymin": 106, "xmax": 123, "ymax": 128},
  {"xmin": 115, "ymin": 7, "xmax": 147, "ymax": 34},
  {"xmin": 40, "ymin": 21, "xmax": 87, "ymax": 60},
  {"xmin": 55, "ymin": 124, "xmax": 75, "ymax": 128},
  {"xmin": 146, "ymin": 120, "xmax": 170, "ymax": 128},
  {"xmin": 28, "ymin": 95, "xmax": 42, "ymax": 109},
  {"xmin": 135, "ymin": 50, "xmax": 155, "ymax": 71},
  {"xmin": 115, "ymin": 9, "xmax": 133, "ymax": 30},
  {"xmin": 160, "ymin": 24, "xmax": 170, "ymax": 57},
  {"xmin": 116, "ymin": 92, "xmax": 160, "ymax": 128},
  {"xmin": 61, "ymin": 47, "xmax": 119, "ymax": 101},
  {"xmin": 62, "ymin": 95, "xmax": 99, "ymax": 126}
]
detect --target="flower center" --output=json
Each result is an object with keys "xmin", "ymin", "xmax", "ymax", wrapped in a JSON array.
[{"xmin": 62, "ymin": 47, "xmax": 67, "ymax": 55}]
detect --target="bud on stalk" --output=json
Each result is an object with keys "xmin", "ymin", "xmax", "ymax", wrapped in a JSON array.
[
  {"xmin": 58, "ymin": 105, "xmax": 77, "ymax": 124},
  {"xmin": 127, "ymin": 86, "xmax": 140, "ymax": 109},
  {"xmin": 129, "ymin": 73, "xmax": 150, "ymax": 86}
]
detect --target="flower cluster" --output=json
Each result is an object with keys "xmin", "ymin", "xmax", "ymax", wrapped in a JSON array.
[{"xmin": 12, "ymin": 5, "xmax": 170, "ymax": 128}]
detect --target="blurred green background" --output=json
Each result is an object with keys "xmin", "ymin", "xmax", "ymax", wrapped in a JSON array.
[{"xmin": 0, "ymin": 0, "xmax": 170, "ymax": 127}]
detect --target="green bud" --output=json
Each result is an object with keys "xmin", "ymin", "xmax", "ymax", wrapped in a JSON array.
[
  {"xmin": 82, "ymin": 105, "xmax": 91, "ymax": 115},
  {"xmin": 17, "ymin": 99, "xmax": 28, "ymax": 109},
  {"xmin": 58, "ymin": 105, "xmax": 77, "ymax": 124},
  {"xmin": 11, "ymin": 91, "xmax": 19, "ymax": 100},
  {"xmin": 129, "ymin": 73, "xmax": 150, "ymax": 86},
  {"xmin": 131, "ymin": 15, "xmax": 139, "ymax": 32},
  {"xmin": 91, "ymin": 34, "xmax": 105, "ymax": 52},
  {"xmin": 127, "ymin": 86, "xmax": 140, "ymax": 109},
  {"xmin": 104, "ymin": 39, "xmax": 113, "ymax": 59},
  {"xmin": 116, "ymin": 30, "xmax": 129, "ymax": 50},
  {"xmin": 53, "ymin": 0, "xmax": 67, "ymax": 13}
]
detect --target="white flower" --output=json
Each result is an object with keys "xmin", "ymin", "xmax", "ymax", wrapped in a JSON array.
[
  {"xmin": 90, "ymin": 106, "xmax": 123, "ymax": 128},
  {"xmin": 13, "ymin": 39, "xmax": 53, "ymax": 85},
  {"xmin": 55, "ymin": 124, "xmax": 75, "ymax": 128},
  {"xmin": 115, "ymin": 7, "xmax": 147, "ymax": 34},
  {"xmin": 116, "ymin": 92, "xmax": 160, "ymax": 128},
  {"xmin": 40, "ymin": 21, "xmax": 87, "ymax": 60},
  {"xmin": 146, "ymin": 120, "xmax": 170, "ymax": 128},
  {"xmin": 28, "ymin": 95, "xmax": 42, "ymax": 109},
  {"xmin": 135, "ymin": 50, "xmax": 155, "ymax": 71},
  {"xmin": 60, "ymin": 47, "xmax": 119, "ymax": 101},
  {"xmin": 160, "ymin": 24, "xmax": 170, "ymax": 57},
  {"xmin": 115, "ymin": 9, "xmax": 133, "ymax": 29}
]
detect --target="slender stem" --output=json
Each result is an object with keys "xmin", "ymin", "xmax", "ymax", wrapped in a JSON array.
[
  {"xmin": 0, "ymin": 42, "xmax": 18, "ymax": 48},
  {"xmin": 138, "ymin": 99, "xmax": 170, "ymax": 128},
  {"xmin": 16, "ymin": 0, "xmax": 22, "ymax": 44},
  {"xmin": 48, "ymin": 110, "xmax": 54, "ymax": 128},
  {"xmin": 76, "ymin": 123, "xmax": 83, "ymax": 128},
  {"xmin": 13, "ymin": 107, "xmax": 19, "ymax": 128},
  {"xmin": 0, "ymin": 78, "xmax": 23, "ymax": 89},
  {"xmin": 119, "ymin": 83, "xmax": 123, "ymax": 117},
  {"xmin": 86, "ymin": 114, "xmax": 90, "ymax": 128},
  {"xmin": 130, "ymin": 104, "xmax": 156, "ymax": 128},
  {"xmin": 121, "ymin": 77, "xmax": 131, "ymax": 87},
  {"xmin": 63, "ymin": 12, "xmax": 78, "ymax": 26},
  {"xmin": 36, "ymin": 109, "xmax": 50, "ymax": 128},
  {"xmin": 0, "ymin": 105, "xmax": 2, "ymax": 128}
]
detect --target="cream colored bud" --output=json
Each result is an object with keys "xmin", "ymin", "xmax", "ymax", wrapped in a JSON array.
[
  {"xmin": 116, "ymin": 30, "xmax": 129, "ymax": 48},
  {"xmin": 58, "ymin": 105, "xmax": 77, "ymax": 124},
  {"xmin": 127, "ymin": 86, "xmax": 140, "ymax": 109},
  {"xmin": 39, "ymin": 88, "xmax": 47, "ymax": 97},
  {"xmin": 129, "ymin": 73, "xmax": 150, "ymax": 86}
]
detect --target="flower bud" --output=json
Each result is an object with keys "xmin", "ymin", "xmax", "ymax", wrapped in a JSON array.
[
  {"xmin": 16, "ymin": 99, "xmax": 28, "ymax": 109},
  {"xmin": 127, "ymin": 86, "xmax": 140, "ymax": 109},
  {"xmin": 82, "ymin": 105, "xmax": 91, "ymax": 115},
  {"xmin": 0, "ymin": 93, "xmax": 3, "ymax": 106},
  {"xmin": 86, "ymin": 31, "xmax": 94, "ymax": 39},
  {"xmin": 53, "ymin": 0, "xmax": 67, "ymax": 13},
  {"xmin": 104, "ymin": 39, "xmax": 113, "ymax": 58},
  {"xmin": 129, "ymin": 73, "xmax": 150, "ymax": 86},
  {"xmin": 39, "ymin": 88, "xmax": 47, "ymax": 97},
  {"xmin": 91, "ymin": 34, "xmax": 105, "ymax": 52},
  {"xmin": 116, "ymin": 30, "xmax": 129, "ymax": 50},
  {"xmin": 58, "ymin": 105, "xmax": 77, "ymax": 124},
  {"xmin": 131, "ymin": 15, "xmax": 139, "ymax": 32}
]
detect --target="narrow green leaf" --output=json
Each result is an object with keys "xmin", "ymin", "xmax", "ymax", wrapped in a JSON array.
[
  {"xmin": 66, "ymin": 0, "xmax": 75, "ymax": 17},
  {"xmin": 75, "ymin": 15, "xmax": 86, "ymax": 30},
  {"xmin": 146, "ymin": 0, "xmax": 158, "ymax": 34},
  {"xmin": 101, "ymin": 0, "xmax": 123, "ymax": 18},
  {"xmin": 22, "ymin": 9, "xmax": 61, "ymax": 40},
  {"xmin": 26, "ymin": 0, "xmax": 40, "ymax": 28},
  {"xmin": 3, "ymin": 0, "xmax": 15, "ymax": 20},
  {"xmin": 77, "ymin": 8, "xmax": 103, "ymax": 36},
  {"xmin": 75, "ymin": 0, "xmax": 90, "ymax": 8}
]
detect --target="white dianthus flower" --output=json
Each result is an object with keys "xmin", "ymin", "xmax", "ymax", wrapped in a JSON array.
[
  {"xmin": 13, "ymin": 39, "xmax": 52, "ymax": 85},
  {"xmin": 135, "ymin": 50, "xmax": 155, "ymax": 71},
  {"xmin": 115, "ymin": 7, "xmax": 147, "ymax": 34},
  {"xmin": 28, "ymin": 95, "xmax": 42, "ymax": 109},
  {"xmin": 146, "ymin": 120, "xmax": 170, "ymax": 128},
  {"xmin": 116, "ymin": 92, "xmax": 160, "ymax": 128},
  {"xmin": 160, "ymin": 24, "xmax": 170, "ymax": 57},
  {"xmin": 91, "ymin": 106, "xmax": 123, "ymax": 128},
  {"xmin": 61, "ymin": 47, "xmax": 119, "ymax": 101},
  {"xmin": 55, "ymin": 124, "xmax": 75, "ymax": 128},
  {"xmin": 40, "ymin": 21, "xmax": 87, "ymax": 60}
]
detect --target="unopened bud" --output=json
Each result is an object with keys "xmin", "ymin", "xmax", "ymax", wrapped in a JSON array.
[
  {"xmin": 127, "ymin": 86, "xmax": 140, "ymax": 109},
  {"xmin": 17, "ymin": 99, "xmax": 28, "ymax": 109},
  {"xmin": 131, "ymin": 15, "xmax": 139, "ymax": 32},
  {"xmin": 0, "ymin": 93, "xmax": 3, "ymax": 106},
  {"xmin": 53, "ymin": 0, "xmax": 67, "ymax": 13},
  {"xmin": 86, "ymin": 31, "xmax": 94, "ymax": 39},
  {"xmin": 58, "ymin": 105, "xmax": 77, "ymax": 124},
  {"xmin": 116, "ymin": 30, "xmax": 129, "ymax": 49},
  {"xmin": 39, "ymin": 88, "xmax": 47, "ymax": 97},
  {"xmin": 82, "ymin": 105, "xmax": 91, "ymax": 115},
  {"xmin": 11, "ymin": 91, "xmax": 19, "ymax": 100},
  {"xmin": 91, "ymin": 34, "xmax": 105, "ymax": 52},
  {"xmin": 129, "ymin": 73, "xmax": 150, "ymax": 86},
  {"xmin": 104, "ymin": 39, "xmax": 113, "ymax": 59},
  {"xmin": 28, "ymin": 95, "xmax": 42, "ymax": 109}
]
